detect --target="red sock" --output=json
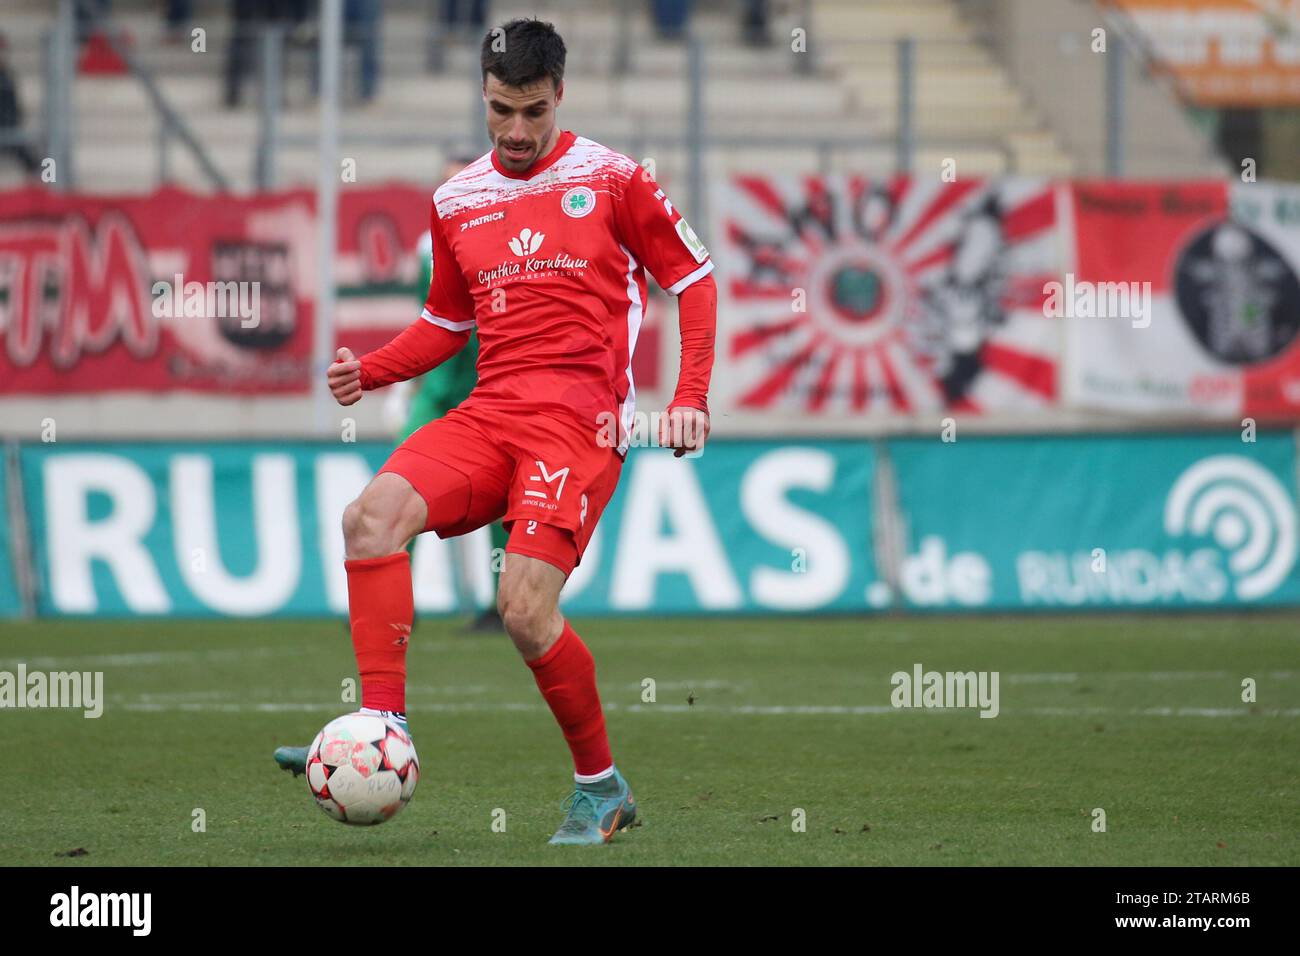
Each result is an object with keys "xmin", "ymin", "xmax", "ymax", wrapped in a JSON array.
[
  {"xmin": 526, "ymin": 621, "xmax": 613, "ymax": 777},
  {"xmin": 345, "ymin": 551, "xmax": 412, "ymax": 714}
]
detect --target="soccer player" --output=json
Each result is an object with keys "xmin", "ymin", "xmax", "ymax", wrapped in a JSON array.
[{"xmin": 276, "ymin": 17, "xmax": 716, "ymax": 845}]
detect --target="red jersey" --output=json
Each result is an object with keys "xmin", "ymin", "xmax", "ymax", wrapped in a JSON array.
[{"xmin": 420, "ymin": 130, "xmax": 715, "ymax": 450}]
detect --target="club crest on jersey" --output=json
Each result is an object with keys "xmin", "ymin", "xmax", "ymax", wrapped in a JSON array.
[{"xmin": 561, "ymin": 186, "xmax": 597, "ymax": 219}]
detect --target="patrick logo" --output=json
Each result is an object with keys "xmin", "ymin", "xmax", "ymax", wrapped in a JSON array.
[
  {"xmin": 508, "ymin": 227, "xmax": 544, "ymax": 257},
  {"xmin": 390, "ymin": 622, "xmax": 410, "ymax": 647}
]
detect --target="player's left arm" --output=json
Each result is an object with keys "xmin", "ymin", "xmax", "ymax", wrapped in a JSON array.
[
  {"xmin": 661, "ymin": 277, "xmax": 716, "ymax": 457},
  {"xmin": 613, "ymin": 165, "xmax": 717, "ymax": 457}
]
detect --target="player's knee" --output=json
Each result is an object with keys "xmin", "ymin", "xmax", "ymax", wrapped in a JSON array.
[
  {"xmin": 497, "ymin": 586, "xmax": 538, "ymax": 641},
  {"xmin": 498, "ymin": 583, "xmax": 553, "ymax": 655},
  {"xmin": 341, "ymin": 496, "xmax": 384, "ymax": 558},
  {"xmin": 343, "ymin": 477, "xmax": 424, "ymax": 559}
]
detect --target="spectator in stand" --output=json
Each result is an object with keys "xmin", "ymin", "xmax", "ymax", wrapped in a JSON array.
[
  {"xmin": 0, "ymin": 33, "xmax": 39, "ymax": 177},
  {"xmin": 429, "ymin": 0, "xmax": 489, "ymax": 73},
  {"xmin": 224, "ymin": 0, "xmax": 310, "ymax": 108},
  {"xmin": 75, "ymin": 0, "xmax": 112, "ymax": 44},
  {"xmin": 165, "ymin": 1, "xmax": 194, "ymax": 45},
  {"xmin": 650, "ymin": 0, "xmax": 691, "ymax": 41},
  {"xmin": 345, "ymin": 0, "xmax": 382, "ymax": 103},
  {"xmin": 741, "ymin": 0, "xmax": 771, "ymax": 46},
  {"xmin": 442, "ymin": 0, "xmax": 488, "ymax": 35}
]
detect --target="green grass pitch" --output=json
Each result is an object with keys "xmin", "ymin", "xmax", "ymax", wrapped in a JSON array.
[{"xmin": 1, "ymin": 614, "xmax": 1296, "ymax": 866}]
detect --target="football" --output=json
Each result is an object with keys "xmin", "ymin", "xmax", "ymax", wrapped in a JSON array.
[{"xmin": 306, "ymin": 713, "xmax": 419, "ymax": 825}]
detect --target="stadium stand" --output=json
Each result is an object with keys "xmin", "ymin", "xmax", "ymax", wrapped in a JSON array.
[{"xmin": 0, "ymin": 0, "xmax": 1222, "ymax": 193}]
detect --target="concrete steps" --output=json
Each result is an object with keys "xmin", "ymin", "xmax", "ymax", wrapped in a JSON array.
[
  {"xmin": 813, "ymin": 0, "xmax": 1073, "ymax": 174},
  {"xmin": 6, "ymin": 0, "xmax": 1194, "ymax": 192}
]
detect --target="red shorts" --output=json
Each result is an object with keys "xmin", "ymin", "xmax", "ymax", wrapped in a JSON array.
[{"xmin": 379, "ymin": 404, "xmax": 623, "ymax": 576}]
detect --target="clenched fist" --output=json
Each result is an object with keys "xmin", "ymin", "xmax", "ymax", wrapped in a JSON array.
[
  {"xmin": 328, "ymin": 347, "xmax": 363, "ymax": 406},
  {"xmin": 659, "ymin": 405, "xmax": 710, "ymax": 458}
]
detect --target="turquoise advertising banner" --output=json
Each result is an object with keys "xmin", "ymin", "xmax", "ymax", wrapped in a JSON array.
[
  {"xmin": 0, "ymin": 456, "xmax": 21, "ymax": 618},
  {"xmin": 15, "ymin": 440, "xmax": 879, "ymax": 617},
  {"xmin": 10, "ymin": 434, "xmax": 1298, "ymax": 616},
  {"xmin": 888, "ymin": 433, "xmax": 1300, "ymax": 609}
]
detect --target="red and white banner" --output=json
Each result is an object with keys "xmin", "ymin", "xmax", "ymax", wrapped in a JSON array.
[
  {"xmin": 1064, "ymin": 180, "xmax": 1300, "ymax": 418},
  {"xmin": 0, "ymin": 185, "xmax": 317, "ymax": 394},
  {"xmin": 0, "ymin": 183, "xmax": 666, "ymax": 398},
  {"xmin": 9, "ymin": 176, "xmax": 1299, "ymax": 418},
  {"xmin": 334, "ymin": 183, "xmax": 432, "ymax": 358},
  {"xmin": 714, "ymin": 175, "xmax": 1063, "ymax": 415}
]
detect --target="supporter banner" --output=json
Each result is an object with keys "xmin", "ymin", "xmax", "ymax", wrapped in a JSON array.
[
  {"xmin": 0, "ymin": 185, "xmax": 316, "ymax": 394},
  {"xmin": 1108, "ymin": 0, "xmax": 1300, "ymax": 106},
  {"xmin": 0, "ymin": 183, "xmax": 665, "ymax": 398},
  {"xmin": 889, "ymin": 432, "xmax": 1300, "ymax": 609},
  {"xmin": 714, "ymin": 175, "xmax": 1063, "ymax": 417},
  {"xmin": 336, "ymin": 184, "xmax": 432, "ymax": 357},
  {"xmin": 1065, "ymin": 180, "xmax": 1300, "ymax": 418},
  {"xmin": 16, "ymin": 440, "xmax": 879, "ymax": 617}
]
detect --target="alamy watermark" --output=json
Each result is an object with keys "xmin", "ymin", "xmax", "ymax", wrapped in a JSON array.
[
  {"xmin": 890, "ymin": 663, "xmax": 1000, "ymax": 718},
  {"xmin": 50, "ymin": 886, "xmax": 151, "ymax": 936},
  {"xmin": 152, "ymin": 274, "xmax": 260, "ymax": 328},
  {"xmin": 0, "ymin": 664, "xmax": 103, "ymax": 718},
  {"xmin": 595, "ymin": 409, "xmax": 704, "ymax": 457},
  {"xmin": 1043, "ymin": 273, "xmax": 1151, "ymax": 329}
]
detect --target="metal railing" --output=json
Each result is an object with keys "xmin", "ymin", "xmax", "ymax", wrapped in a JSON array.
[
  {"xmin": 9, "ymin": 3, "xmax": 1226, "ymax": 197},
  {"xmin": 256, "ymin": 29, "xmax": 1019, "ymax": 249},
  {"xmin": 30, "ymin": 0, "xmax": 231, "ymax": 191}
]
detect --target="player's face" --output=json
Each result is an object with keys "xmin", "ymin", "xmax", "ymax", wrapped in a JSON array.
[{"xmin": 483, "ymin": 74, "xmax": 563, "ymax": 173}]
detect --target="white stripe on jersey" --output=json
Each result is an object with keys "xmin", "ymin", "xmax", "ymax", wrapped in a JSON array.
[
  {"xmin": 665, "ymin": 259, "xmax": 716, "ymax": 296},
  {"xmin": 432, "ymin": 135, "xmax": 639, "ymax": 220},
  {"xmin": 617, "ymin": 242, "xmax": 644, "ymax": 458},
  {"xmin": 421, "ymin": 307, "xmax": 475, "ymax": 332}
]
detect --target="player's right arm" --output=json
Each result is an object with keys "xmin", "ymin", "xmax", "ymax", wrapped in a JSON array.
[{"xmin": 329, "ymin": 203, "xmax": 476, "ymax": 406}]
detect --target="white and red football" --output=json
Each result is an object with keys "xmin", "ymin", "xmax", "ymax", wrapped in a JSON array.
[{"xmin": 306, "ymin": 713, "xmax": 419, "ymax": 825}]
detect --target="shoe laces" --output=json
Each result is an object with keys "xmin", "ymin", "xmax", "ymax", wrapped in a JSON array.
[{"xmin": 557, "ymin": 789, "xmax": 602, "ymax": 832}]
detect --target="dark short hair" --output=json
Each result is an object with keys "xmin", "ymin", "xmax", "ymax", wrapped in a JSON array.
[{"xmin": 480, "ymin": 18, "xmax": 566, "ymax": 92}]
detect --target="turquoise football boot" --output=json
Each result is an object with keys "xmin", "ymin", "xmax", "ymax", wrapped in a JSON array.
[
  {"xmin": 273, "ymin": 743, "xmax": 310, "ymax": 777},
  {"xmin": 549, "ymin": 767, "xmax": 638, "ymax": 845},
  {"xmin": 274, "ymin": 711, "xmax": 408, "ymax": 777}
]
